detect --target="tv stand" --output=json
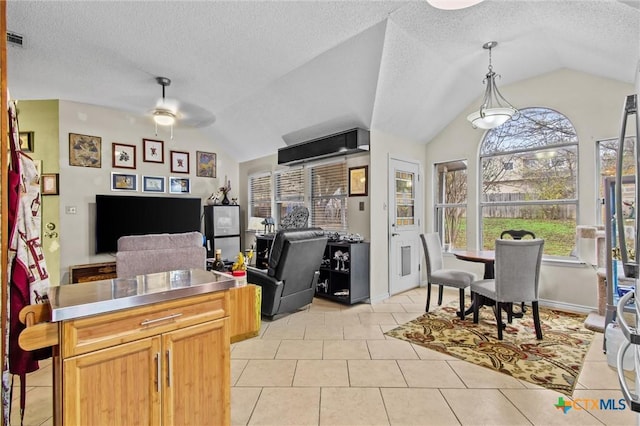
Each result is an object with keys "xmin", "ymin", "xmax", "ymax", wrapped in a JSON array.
[{"xmin": 69, "ymin": 261, "xmax": 117, "ymax": 283}]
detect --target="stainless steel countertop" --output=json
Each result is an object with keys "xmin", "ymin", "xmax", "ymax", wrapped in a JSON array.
[{"xmin": 49, "ymin": 269, "xmax": 238, "ymax": 321}]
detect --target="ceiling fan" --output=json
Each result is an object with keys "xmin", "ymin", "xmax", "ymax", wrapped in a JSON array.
[{"xmin": 150, "ymin": 76, "xmax": 216, "ymax": 139}]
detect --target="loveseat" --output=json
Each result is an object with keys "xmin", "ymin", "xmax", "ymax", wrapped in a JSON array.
[{"xmin": 116, "ymin": 231, "xmax": 206, "ymax": 278}]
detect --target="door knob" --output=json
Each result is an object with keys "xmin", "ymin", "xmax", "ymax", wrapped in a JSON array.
[{"xmin": 391, "ymin": 233, "xmax": 399, "ymax": 237}]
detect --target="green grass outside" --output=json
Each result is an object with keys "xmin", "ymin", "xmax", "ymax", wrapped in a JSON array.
[{"xmin": 451, "ymin": 218, "xmax": 577, "ymax": 257}]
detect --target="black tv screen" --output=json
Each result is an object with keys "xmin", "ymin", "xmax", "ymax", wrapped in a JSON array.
[{"xmin": 95, "ymin": 195, "xmax": 202, "ymax": 253}]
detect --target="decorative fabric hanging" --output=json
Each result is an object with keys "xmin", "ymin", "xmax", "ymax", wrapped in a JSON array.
[{"xmin": 4, "ymin": 99, "xmax": 51, "ymax": 425}]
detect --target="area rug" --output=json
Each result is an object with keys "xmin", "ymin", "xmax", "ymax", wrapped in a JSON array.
[{"xmin": 385, "ymin": 302, "xmax": 594, "ymax": 396}]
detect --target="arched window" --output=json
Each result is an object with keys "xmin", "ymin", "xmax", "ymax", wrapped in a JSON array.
[{"xmin": 479, "ymin": 107, "xmax": 578, "ymax": 257}]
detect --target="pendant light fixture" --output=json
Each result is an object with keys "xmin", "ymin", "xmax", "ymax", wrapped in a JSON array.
[
  {"xmin": 427, "ymin": 0, "xmax": 485, "ymax": 10},
  {"xmin": 467, "ymin": 41, "xmax": 518, "ymax": 130},
  {"xmin": 153, "ymin": 77, "xmax": 176, "ymax": 139}
]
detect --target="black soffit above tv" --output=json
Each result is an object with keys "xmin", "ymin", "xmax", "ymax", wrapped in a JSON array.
[
  {"xmin": 95, "ymin": 194, "xmax": 202, "ymax": 254},
  {"xmin": 277, "ymin": 128, "xmax": 370, "ymax": 165}
]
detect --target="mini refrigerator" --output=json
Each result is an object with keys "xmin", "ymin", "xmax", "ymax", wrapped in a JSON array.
[{"xmin": 204, "ymin": 205, "xmax": 240, "ymax": 262}]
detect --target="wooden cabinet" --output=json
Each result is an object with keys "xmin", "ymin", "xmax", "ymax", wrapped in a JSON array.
[
  {"xmin": 315, "ymin": 241, "xmax": 369, "ymax": 304},
  {"xmin": 69, "ymin": 261, "xmax": 117, "ymax": 283},
  {"xmin": 57, "ymin": 291, "xmax": 230, "ymax": 425}
]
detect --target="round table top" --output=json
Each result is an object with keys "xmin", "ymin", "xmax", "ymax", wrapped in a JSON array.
[{"xmin": 452, "ymin": 250, "xmax": 495, "ymax": 263}]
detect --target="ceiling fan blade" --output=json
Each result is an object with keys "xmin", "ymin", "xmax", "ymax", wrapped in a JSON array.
[{"xmin": 178, "ymin": 101, "xmax": 216, "ymax": 128}]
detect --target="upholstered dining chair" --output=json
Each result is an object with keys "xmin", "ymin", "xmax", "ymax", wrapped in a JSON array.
[
  {"xmin": 500, "ymin": 229, "xmax": 536, "ymax": 240},
  {"xmin": 500, "ymin": 229, "xmax": 536, "ymax": 314},
  {"xmin": 471, "ymin": 238, "xmax": 545, "ymax": 340},
  {"xmin": 420, "ymin": 233, "xmax": 477, "ymax": 319}
]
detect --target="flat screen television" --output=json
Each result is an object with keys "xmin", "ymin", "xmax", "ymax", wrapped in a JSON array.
[{"xmin": 95, "ymin": 195, "xmax": 202, "ymax": 253}]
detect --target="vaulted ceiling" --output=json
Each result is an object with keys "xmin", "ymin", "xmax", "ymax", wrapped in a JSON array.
[{"xmin": 6, "ymin": 0, "xmax": 640, "ymax": 162}]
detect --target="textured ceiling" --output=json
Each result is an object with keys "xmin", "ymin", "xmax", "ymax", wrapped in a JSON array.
[{"xmin": 6, "ymin": 0, "xmax": 640, "ymax": 162}]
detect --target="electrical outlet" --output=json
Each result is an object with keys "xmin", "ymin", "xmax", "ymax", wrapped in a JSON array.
[{"xmin": 65, "ymin": 206, "xmax": 77, "ymax": 214}]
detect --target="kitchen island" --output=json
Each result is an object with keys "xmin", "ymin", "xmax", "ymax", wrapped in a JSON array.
[{"xmin": 42, "ymin": 268, "xmax": 237, "ymax": 425}]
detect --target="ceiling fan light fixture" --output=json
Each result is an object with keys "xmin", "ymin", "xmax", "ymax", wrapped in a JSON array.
[
  {"xmin": 153, "ymin": 109, "xmax": 176, "ymax": 126},
  {"xmin": 467, "ymin": 41, "xmax": 518, "ymax": 130}
]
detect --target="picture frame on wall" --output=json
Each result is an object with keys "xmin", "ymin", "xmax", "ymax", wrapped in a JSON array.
[
  {"xmin": 19, "ymin": 131, "xmax": 34, "ymax": 152},
  {"xmin": 170, "ymin": 150, "xmax": 189, "ymax": 174},
  {"xmin": 348, "ymin": 165, "xmax": 368, "ymax": 196},
  {"xmin": 111, "ymin": 172, "xmax": 138, "ymax": 191},
  {"xmin": 143, "ymin": 138, "xmax": 164, "ymax": 163},
  {"xmin": 142, "ymin": 175, "xmax": 166, "ymax": 193},
  {"xmin": 41, "ymin": 173, "xmax": 59, "ymax": 195},
  {"xmin": 169, "ymin": 176, "xmax": 190, "ymax": 194},
  {"xmin": 112, "ymin": 143, "xmax": 136, "ymax": 169},
  {"xmin": 69, "ymin": 133, "xmax": 102, "ymax": 168},
  {"xmin": 196, "ymin": 151, "xmax": 216, "ymax": 178}
]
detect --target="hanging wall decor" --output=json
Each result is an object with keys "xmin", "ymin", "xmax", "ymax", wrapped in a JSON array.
[{"xmin": 69, "ymin": 133, "xmax": 101, "ymax": 168}]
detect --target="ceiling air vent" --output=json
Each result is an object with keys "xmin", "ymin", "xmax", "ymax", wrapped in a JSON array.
[{"xmin": 6, "ymin": 32, "xmax": 24, "ymax": 47}]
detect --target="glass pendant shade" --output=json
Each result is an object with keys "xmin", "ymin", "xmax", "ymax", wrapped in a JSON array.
[{"xmin": 467, "ymin": 107, "xmax": 516, "ymax": 129}]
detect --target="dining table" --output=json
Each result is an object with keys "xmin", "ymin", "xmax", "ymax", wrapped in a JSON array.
[{"xmin": 452, "ymin": 249, "xmax": 525, "ymax": 319}]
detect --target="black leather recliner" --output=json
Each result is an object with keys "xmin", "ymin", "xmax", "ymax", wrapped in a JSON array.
[{"xmin": 247, "ymin": 228, "xmax": 327, "ymax": 318}]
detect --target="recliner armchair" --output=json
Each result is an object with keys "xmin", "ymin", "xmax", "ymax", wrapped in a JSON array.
[{"xmin": 247, "ymin": 228, "xmax": 327, "ymax": 318}]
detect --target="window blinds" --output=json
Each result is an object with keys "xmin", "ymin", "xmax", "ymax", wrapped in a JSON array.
[
  {"xmin": 249, "ymin": 174, "xmax": 272, "ymax": 218},
  {"xmin": 310, "ymin": 162, "xmax": 348, "ymax": 231}
]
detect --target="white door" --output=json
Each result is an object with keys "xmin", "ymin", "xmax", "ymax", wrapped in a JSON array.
[{"xmin": 388, "ymin": 158, "xmax": 422, "ymax": 295}]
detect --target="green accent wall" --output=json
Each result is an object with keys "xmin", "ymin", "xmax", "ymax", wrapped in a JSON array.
[{"xmin": 17, "ymin": 100, "xmax": 61, "ymax": 284}]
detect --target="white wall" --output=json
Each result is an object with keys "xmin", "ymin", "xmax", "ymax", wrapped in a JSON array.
[
  {"xmin": 58, "ymin": 101, "xmax": 239, "ymax": 283},
  {"xmin": 369, "ymin": 130, "xmax": 426, "ymax": 303},
  {"xmin": 427, "ymin": 69, "xmax": 636, "ymax": 309}
]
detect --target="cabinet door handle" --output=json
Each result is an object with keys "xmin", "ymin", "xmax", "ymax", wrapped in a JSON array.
[
  {"xmin": 166, "ymin": 349, "xmax": 172, "ymax": 388},
  {"xmin": 155, "ymin": 352, "xmax": 161, "ymax": 393},
  {"xmin": 140, "ymin": 313, "xmax": 183, "ymax": 326}
]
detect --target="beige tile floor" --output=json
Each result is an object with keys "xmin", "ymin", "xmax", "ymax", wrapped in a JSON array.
[{"xmin": 10, "ymin": 287, "xmax": 640, "ymax": 425}]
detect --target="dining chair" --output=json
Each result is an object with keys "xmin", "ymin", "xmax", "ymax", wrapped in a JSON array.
[
  {"xmin": 500, "ymin": 229, "xmax": 536, "ymax": 314},
  {"xmin": 420, "ymin": 233, "xmax": 476, "ymax": 319},
  {"xmin": 500, "ymin": 229, "xmax": 536, "ymax": 240},
  {"xmin": 471, "ymin": 238, "xmax": 545, "ymax": 340}
]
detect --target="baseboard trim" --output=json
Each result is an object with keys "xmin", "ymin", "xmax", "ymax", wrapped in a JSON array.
[
  {"xmin": 539, "ymin": 298, "xmax": 595, "ymax": 314},
  {"xmin": 370, "ymin": 292, "xmax": 390, "ymax": 304}
]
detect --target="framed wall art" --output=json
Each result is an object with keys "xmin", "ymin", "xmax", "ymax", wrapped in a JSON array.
[
  {"xmin": 196, "ymin": 151, "xmax": 216, "ymax": 178},
  {"xmin": 111, "ymin": 172, "xmax": 138, "ymax": 191},
  {"xmin": 170, "ymin": 150, "xmax": 189, "ymax": 174},
  {"xmin": 112, "ymin": 143, "xmax": 136, "ymax": 169},
  {"xmin": 19, "ymin": 131, "xmax": 34, "ymax": 152},
  {"xmin": 41, "ymin": 173, "xmax": 59, "ymax": 195},
  {"xmin": 348, "ymin": 165, "xmax": 368, "ymax": 196},
  {"xmin": 69, "ymin": 133, "xmax": 102, "ymax": 168},
  {"xmin": 142, "ymin": 175, "xmax": 166, "ymax": 193},
  {"xmin": 169, "ymin": 177, "xmax": 190, "ymax": 194},
  {"xmin": 143, "ymin": 138, "xmax": 164, "ymax": 163}
]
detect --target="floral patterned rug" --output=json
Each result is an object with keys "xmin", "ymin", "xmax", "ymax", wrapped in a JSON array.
[{"xmin": 385, "ymin": 302, "xmax": 594, "ymax": 396}]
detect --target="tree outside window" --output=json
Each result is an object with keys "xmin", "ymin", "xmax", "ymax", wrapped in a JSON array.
[
  {"xmin": 435, "ymin": 160, "xmax": 467, "ymax": 250},
  {"xmin": 480, "ymin": 107, "xmax": 578, "ymax": 256}
]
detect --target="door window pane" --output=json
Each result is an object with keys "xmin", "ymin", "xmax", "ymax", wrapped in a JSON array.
[{"xmin": 396, "ymin": 171, "xmax": 415, "ymax": 226}]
